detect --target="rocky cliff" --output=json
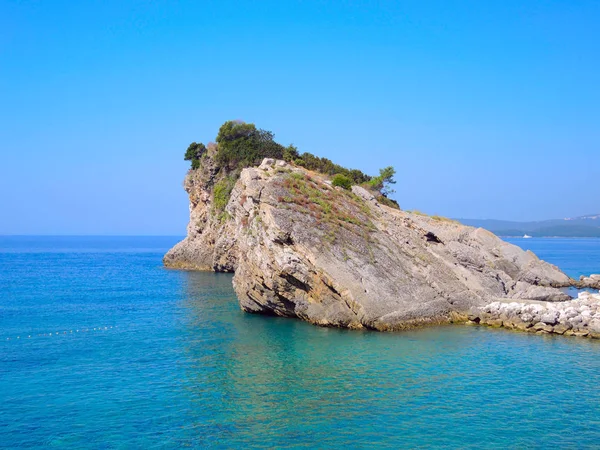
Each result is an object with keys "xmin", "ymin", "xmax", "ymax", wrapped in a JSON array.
[{"xmin": 164, "ymin": 155, "xmax": 582, "ymax": 331}]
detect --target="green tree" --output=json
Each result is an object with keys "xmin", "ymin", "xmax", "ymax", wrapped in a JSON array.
[
  {"xmin": 332, "ymin": 174, "xmax": 352, "ymax": 190},
  {"xmin": 184, "ymin": 142, "xmax": 207, "ymax": 169},
  {"xmin": 369, "ymin": 166, "xmax": 396, "ymax": 196},
  {"xmin": 215, "ymin": 120, "xmax": 285, "ymax": 170},
  {"xmin": 283, "ymin": 144, "xmax": 300, "ymax": 162},
  {"xmin": 295, "ymin": 152, "xmax": 371, "ymax": 184},
  {"xmin": 184, "ymin": 120, "xmax": 397, "ymax": 211}
]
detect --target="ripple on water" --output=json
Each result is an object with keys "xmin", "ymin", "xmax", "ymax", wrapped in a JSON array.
[{"xmin": 1, "ymin": 236, "xmax": 599, "ymax": 448}]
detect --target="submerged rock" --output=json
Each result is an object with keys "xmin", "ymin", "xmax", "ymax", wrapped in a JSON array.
[{"xmin": 165, "ymin": 157, "xmax": 581, "ymax": 331}]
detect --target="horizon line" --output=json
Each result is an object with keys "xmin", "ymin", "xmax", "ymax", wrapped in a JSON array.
[{"xmin": 0, "ymin": 234, "xmax": 186, "ymax": 237}]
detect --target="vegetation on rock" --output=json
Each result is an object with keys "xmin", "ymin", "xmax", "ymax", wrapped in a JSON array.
[
  {"xmin": 184, "ymin": 142, "xmax": 207, "ymax": 170},
  {"xmin": 166, "ymin": 152, "xmax": 578, "ymax": 332},
  {"xmin": 184, "ymin": 120, "xmax": 398, "ymax": 209},
  {"xmin": 215, "ymin": 121, "xmax": 285, "ymax": 171},
  {"xmin": 368, "ymin": 166, "xmax": 396, "ymax": 196},
  {"xmin": 213, "ymin": 176, "xmax": 236, "ymax": 212},
  {"xmin": 275, "ymin": 173, "xmax": 375, "ymax": 235},
  {"xmin": 286, "ymin": 149, "xmax": 371, "ymax": 185},
  {"xmin": 331, "ymin": 174, "xmax": 352, "ymax": 190},
  {"xmin": 376, "ymin": 195, "xmax": 400, "ymax": 209}
]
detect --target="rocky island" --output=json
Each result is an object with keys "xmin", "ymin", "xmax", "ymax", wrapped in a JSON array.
[{"xmin": 165, "ymin": 121, "xmax": 600, "ymax": 337}]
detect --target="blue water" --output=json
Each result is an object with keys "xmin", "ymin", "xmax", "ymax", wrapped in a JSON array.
[
  {"xmin": 1, "ymin": 236, "xmax": 599, "ymax": 448},
  {"xmin": 505, "ymin": 237, "xmax": 600, "ymax": 279}
]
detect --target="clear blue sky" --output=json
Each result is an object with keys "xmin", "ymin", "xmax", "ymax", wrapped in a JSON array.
[{"xmin": 1, "ymin": 0, "xmax": 598, "ymax": 235}]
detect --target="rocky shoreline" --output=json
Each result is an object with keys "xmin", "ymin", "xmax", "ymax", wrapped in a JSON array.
[
  {"xmin": 574, "ymin": 274, "xmax": 600, "ymax": 290},
  {"xmin": 469, "ymin": 290, "xmax": 600, "ymax": 338},
  {"xmin": 165, "ymin": 153, "xmax": 600, "ymax": 332}
]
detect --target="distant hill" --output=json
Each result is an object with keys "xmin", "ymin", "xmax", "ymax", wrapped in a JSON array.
[{"xmin": 456, "ymin": 214, "xmax": 600, "ymax": 237}]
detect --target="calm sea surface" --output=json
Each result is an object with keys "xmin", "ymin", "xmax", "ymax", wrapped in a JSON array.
[{"xmin": 1, "ymin": 236, "xmax": 599, "ymax": 448}]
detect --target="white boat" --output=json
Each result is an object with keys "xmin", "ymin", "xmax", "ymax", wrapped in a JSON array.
[{"xmin": 523, "ymin": 234, "xmax": 532, "ymax": 238}]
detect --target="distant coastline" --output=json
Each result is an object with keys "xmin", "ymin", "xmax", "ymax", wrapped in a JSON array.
[
  {"xmin": 501, "ymin": 236, "xmax": 600, "ymax": 239},
  {"xmin": 457, "ymin": 214, "xmax": 600, "ymax": 238}
]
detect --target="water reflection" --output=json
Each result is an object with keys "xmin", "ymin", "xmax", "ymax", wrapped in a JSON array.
[
  {"xmin": 172, "ymin": 273, "xmax": 600, "ymax": 447},
  {"xmin": 3, "ymin": 237, "xmax": 599, "ymax": 448},
  {"xmin": 174, "ymin": 271, "xmax": 597, "ymax": 447}
]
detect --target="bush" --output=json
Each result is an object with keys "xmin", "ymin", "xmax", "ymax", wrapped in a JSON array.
[
  {"xmin": 184, "ymin": 120, "xmax": 398, "ymax": 208},
  {"xmin": 297, "ymin": 152, "xmax": 371, "ymax": 184},
  {"xmin": 283, "ymin": 144, "xmax": 300, "ymax": 162},
  {"xmin": 332, "ymin": 174, "xmax": 352, "ymax": 190},
  {"xmin": 213, "ymin": 176, "xmax": 236, "ymax": 212},
  {"xmin": 376, "ymin": 195, "xmax": 400, "ymax": 209},
  {"xmin": 187, "ymin": 121, "xmax": 376, "ymax": 187}
]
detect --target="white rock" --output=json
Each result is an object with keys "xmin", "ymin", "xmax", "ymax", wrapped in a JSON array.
[
  {"xmin": 259, "ymin": 158, "xmax": 276, "ymax": 169},
  {"xmin": 521, "ymin": 313, "xmax": 534, "ymax": 322},
  {"xmin": 589, "ymin": 319, "xmax": 600, "ymax": 333}
]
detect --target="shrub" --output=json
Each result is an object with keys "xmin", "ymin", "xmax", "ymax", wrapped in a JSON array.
[
  {"xmin": 332, "ymin": 174, "xmax": 352, "ymax": 190},
  {"xmin": 431, "ymin": 215, "xmax": 458, "ymax": 223},
  {"xmin": 213, "ymin": 176, "xmax": 236, "ymax": 212},
  {"xmin": 283, "ymin": 144, "xmax": 300, "ymax": 162},
  {"xmin": 184, "ymin": 121, "xmax": 398, "ymax": 209},
  {"xmin": 376, "ymin": 195, "xmax": 400, "ymax": 209},
  {"xmin": 297, "ymin": 152, "xmax": 370, "ymax": 184}
]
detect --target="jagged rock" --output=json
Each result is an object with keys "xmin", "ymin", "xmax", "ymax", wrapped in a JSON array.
[
  {"xmin": 571, "ymin": 315, "xmax": 583, "ymax": 325},
  {"xmin": 470, "ymin": 292, "xmax": 600, "ymax": 339},
  {"xmin": 553, "ymin": 323, "xmax": 572, "ymax": 335},
  {"xmin": 509, "ymin": 284, "xmax": 571, "ymax": 302},
  {"xmin": 573, "ymin": 330, "xmax": 590, "ymax": 337},
  {"xmin": 589, "ymin": 319, "xmax": 600, "ymax": 334},
  {"xmin": 487, "ymin": 319, "xmax": 504, "ymax": 328},
  {"xmin": 533, "ymin": 322, "xmax": 554, "ymax": 332},
  {"xmin": 575, "ymin": 275, "xmax": 600, "ymax": 289},
  {"xmin": 540, "ymin": 311, "xmax": 559, "ymax": 325},
  {"xmin": 351, "ymin": 186, "xmax": 377, "ymax": 204},
  {"xmin": 520, "ymin": 313, "xmax": 533, "ymax": 322},
  {"xmin": 503, "ymin": 318, "xmax": 529, "ymax": 330},
  {"xmin": 164, "ymin": 157, "xmax": 582, "ymax": 331}
]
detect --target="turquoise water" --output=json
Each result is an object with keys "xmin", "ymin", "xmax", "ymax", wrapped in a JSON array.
[{"xmin": 1, "ymin": 236, "xmax": 599, "ymax": 448}]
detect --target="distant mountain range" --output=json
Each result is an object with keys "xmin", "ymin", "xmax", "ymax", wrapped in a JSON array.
[{"xmin": 456, "ymin": 214, "xmax": 600, "ymax": 237}]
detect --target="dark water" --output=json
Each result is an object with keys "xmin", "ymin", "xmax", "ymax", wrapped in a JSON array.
[{"xmin": 1, "ymin": 236, "xmax": 599, "ymax": 448}]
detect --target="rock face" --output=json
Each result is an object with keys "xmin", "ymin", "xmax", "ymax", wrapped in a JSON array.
[
  {"xmin": 165, "ymin": 157, "xmax": 577, "ymax": 331},
  {"xmin": 163, "ymin": 147, "xmax": 238, "ymax": 272},
  {"xmin": 576, "ymin": 274, "xmax": 600, "ymax": 290},
  {"xmin": 469, "ymin": 292, "xmax": 600, "ymax": 338}
]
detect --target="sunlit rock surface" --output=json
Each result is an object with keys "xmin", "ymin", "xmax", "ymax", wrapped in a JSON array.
[{"xmin": 165, "ymin": 157, "xmax": 579, "ymax": 331}]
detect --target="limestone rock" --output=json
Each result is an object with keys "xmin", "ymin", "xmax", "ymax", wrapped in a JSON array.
[
  {"xmin": 533, "ymin": 322, "xmax": 553, "ymax": 333},
  {"xmin": 164, "ymin": 157, "xmax": 582, "ymax": 331},
  {"xmin": 540, "ymin": 311, "xmax": 559, "ymax": 325},
  {"xmin": 470, "ymin": 291, "xmax": 600, "ymax": 339},
  {"xmin": 553, "ymin": 323, "xmax": 571, "ymax": 335}
]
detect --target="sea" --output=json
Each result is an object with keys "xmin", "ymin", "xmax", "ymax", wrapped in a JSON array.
[{"xmin": 1, "ymin": 236, "xmax": 599, "ymax": 448}]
